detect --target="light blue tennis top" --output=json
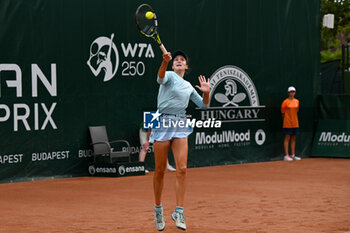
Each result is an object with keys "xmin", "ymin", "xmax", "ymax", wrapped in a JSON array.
[{"xmin": 157, "ymin": 71, "xmax": 207, "ymax": 115}]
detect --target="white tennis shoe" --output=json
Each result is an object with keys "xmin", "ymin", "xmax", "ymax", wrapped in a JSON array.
[
  {"xmin": 166, "ymin": 164, "xmax": 176, "ymax": 172},
  {"xmin": 291, "ymin": 155, "xmax": 301, "ymax": 160},
  {"xmin": 171, "ymin": 211, "xmax": 186, "ymax": 231},
  {"xmin": 155, "ymin": 209, "xmax": 165, "ymax": 231},
  {"xmin": 284, "ymin": 155, "xmax": 293, "ymax": 161}
]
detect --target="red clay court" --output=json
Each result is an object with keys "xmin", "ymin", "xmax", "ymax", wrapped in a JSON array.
[{"xmin": 1, "ymin": 158, "xmax": 349, "ymax": 233}]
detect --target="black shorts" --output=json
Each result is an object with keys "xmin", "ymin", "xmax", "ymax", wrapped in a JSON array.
[{"xmin": 283, "ymin": 128, "xmax": 299, "ymax": 135}]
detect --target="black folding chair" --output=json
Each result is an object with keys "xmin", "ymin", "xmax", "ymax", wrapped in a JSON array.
[{"xmin": 89, "ymin": 126, "xmax": 131, "ymax": 163}]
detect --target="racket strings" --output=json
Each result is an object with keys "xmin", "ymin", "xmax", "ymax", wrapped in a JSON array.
[
  {"xmin": 136, "ymin": 6, "xmax": 157, "ymax": 36},
  {"xmin": 135, "ymin": 4, "xmax": 162, "ymax": 46}
]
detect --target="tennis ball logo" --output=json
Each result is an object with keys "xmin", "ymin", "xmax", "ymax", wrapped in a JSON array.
[{"xmin": 145, "ymin": 11, "xmax": 154, "ymax": 20}]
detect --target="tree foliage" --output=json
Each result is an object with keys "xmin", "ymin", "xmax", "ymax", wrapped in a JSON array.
[{"xmin": 321, "ymin": 0, "xmax": 350, "ymax": 63}]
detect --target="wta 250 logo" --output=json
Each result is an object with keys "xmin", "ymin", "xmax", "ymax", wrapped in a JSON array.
[{"xmin": 87, "ymin": 33, "xmax": 155, "ymax": 82}]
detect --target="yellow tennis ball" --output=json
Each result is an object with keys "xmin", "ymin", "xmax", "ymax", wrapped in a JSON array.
[{"xmin": 145, "ymin": 11, "xmax": 154, "ymax": 20}]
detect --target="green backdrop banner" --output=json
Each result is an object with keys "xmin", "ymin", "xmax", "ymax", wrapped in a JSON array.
[
  {"xmin": 312, "ymin": 120, "xmax": 350, "ymax": 157},
  {"xmin": 312, "ymin": 95, "xmax": 350, "ymax": 157},
  {"xmin": 317, "ymin": 95, "xmax": 350, "ymax": 120},
  {"xmin": 0, "ymin": 0, "xmax": 320, "ymax": 183}
]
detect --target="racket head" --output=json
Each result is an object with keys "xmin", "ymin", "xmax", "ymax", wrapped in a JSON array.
[
  {"xmin": 214, "ymin": 93, "xmax": 229, "ymax": 103},
  {"xmin": 232, "ymin": 93, "xmax": 246, "ymax": 103},
  {"xmin": 135, "ymin": 4, "xmax": 162, "ymax": 45}
]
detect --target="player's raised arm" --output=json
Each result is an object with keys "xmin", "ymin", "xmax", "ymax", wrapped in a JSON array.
[{"xmin": 158, "ymin": 52, "xmax": 172, "ymax": 79}]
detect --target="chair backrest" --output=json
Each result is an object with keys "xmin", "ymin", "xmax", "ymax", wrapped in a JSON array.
[{"xmin": 89, "ymin": 126, "xmax": 110, "ymax": 155}]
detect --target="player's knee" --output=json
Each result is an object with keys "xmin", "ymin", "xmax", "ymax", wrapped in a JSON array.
[
  {"xmin": 155, "ymin": 166, "xmax": 166, "ymax": 175},
  {"xmin": 176, "ymin": 166, "xmax": 187, "ymax": 176}
]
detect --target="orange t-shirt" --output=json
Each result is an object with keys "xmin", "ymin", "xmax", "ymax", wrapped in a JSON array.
[{"xmin": 281, "ymin": 98, "xmax": 299, "ymax": 128}]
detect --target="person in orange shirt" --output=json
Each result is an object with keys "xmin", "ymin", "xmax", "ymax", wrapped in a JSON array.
[{"xmin": 281, "ymin": 86, "xmax": 301, "ymax": 161}]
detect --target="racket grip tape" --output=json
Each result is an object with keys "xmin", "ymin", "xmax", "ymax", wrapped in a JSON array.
[{"xmin": 160, "ymin": 44, "xmax": 167, "ymax": 54}]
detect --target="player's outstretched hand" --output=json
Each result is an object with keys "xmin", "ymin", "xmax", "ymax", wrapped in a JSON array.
[{"xmin": 195, "ymin": 75, "xmax": 210, "ymax": 94}]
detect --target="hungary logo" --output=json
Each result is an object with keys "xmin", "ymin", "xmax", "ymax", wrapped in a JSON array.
[
  {"xmin": 199, "ymin": 65, "xmax": 265, "ymax": 123},
  {"xmin": 209, "ymin": 65, "xmax": 259, "ymax": 107}
]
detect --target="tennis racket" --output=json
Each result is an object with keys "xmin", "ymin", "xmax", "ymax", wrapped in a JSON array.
[{"xmin": 135, "ymin": 4, "xmax": 167, "ymax": 54}]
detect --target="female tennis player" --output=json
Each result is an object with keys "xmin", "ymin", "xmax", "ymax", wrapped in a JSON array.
[{"xmin": 149, "ymin": 50, "xmax": 209, "ymax": 231}]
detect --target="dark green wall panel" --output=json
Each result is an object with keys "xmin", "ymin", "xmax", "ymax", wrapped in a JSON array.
[{"xmin": 0, "ymin": 0, "xmax": 320, "ymax": 183}]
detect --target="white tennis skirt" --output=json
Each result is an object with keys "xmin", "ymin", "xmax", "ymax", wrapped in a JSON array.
[{"xmin": 149, "ymin": 114, "xmax": 193, "ymax": 143}]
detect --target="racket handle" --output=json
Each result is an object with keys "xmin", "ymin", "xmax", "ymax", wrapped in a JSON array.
[{"xmin": 160, "ymin": 44, "xmax": 167, "ymax": 54}]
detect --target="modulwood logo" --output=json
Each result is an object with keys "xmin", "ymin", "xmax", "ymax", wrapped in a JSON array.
[
  {"xmin": 319, "ymin": 132, "xmax": 350, "ymax": 142},
  {"xmin": 195, "ymin": 130, "xmax": 250, "ymax": 144},
  {"xmin": 195, "ymin": 129, "xmax": 266, "ymax": 146}
]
